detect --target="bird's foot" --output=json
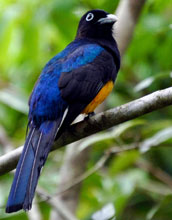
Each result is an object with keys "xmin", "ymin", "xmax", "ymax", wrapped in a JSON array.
[{"xmin": 84, "ymin": 112, "xmax": 95, "ymax": 121}]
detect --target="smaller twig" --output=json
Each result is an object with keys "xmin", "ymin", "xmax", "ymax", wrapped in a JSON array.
[
  {"xmin": 55, "ymin": 142, "xmax": 170, "ymax": 196},
  {"xmin": 107, "ymin": 144, "xmax": 138, "ymax": 154},
  {"xmin": 34, "ymin": 144, "xmax": 172, "ymax": 207},
  {"xmin": 139, "ymin": 181, "xmax": 172, "ymax": 196},
  {"xmin": 0, "ymin": 145, "xmax": 139, "ymax": 210},
  {"xmin": 37, "ymin": 188, "xmax": 79, "ymax": 220},
  {"xmin": 56, "ymin": 153, "xmax": 110, "ymax": 196},
  {"xmin": 136, "ymin": 159, "xmax": 172, "ymax": 190},
  {"xmin": 55, "ymin": 144, "xmax": 139, "ymax": 196}
]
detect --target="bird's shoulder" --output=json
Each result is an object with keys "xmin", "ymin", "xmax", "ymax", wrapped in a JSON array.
[
  {"xmin": 41, "ymin": 39, "xmax": 106, "ymax": 75},
  {"xmin": 57, "ymin": 40, "xmax": 117, "ymax": 103},
  {"xmin": 28, "ymin": 40, "xmax": 106, "ymax": 122}
]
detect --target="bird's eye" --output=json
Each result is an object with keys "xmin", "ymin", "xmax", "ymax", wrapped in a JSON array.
[{"xmin": 86, "ymin": 13, "xmax": 94, "ymax": 21}]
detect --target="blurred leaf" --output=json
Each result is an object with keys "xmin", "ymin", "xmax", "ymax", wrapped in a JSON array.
[
  {"xmin": 148, "ymin": 195, "xmax": 172, "ymax": 220},
  {"xmin": 0, "ymin": 88, "xmax": 28, "ymax": 114},
  {"xmin": 109, "ymin": 151, "xmax": 140, "ymax": 176},
  {"xmin": 134, "ymin": 71, "xmax": 171, "ymax": 92},
  {"xmin": 134, "ymin": 77, "xmax": 155, "ymax": 92},
  {"xmin": 92, "ymin": 203, "xmax": 115, "ymax": 220},
  {"xmin": 146, "ymin": 205, "xmax": 160, "ymax": 220},
  {"xmin": 79, "ymin": 120, "xmax": 145, "ymax": 152},
  {"xmin": 140, "ymin": 127, "xmax": 172, "ymax": 153}
]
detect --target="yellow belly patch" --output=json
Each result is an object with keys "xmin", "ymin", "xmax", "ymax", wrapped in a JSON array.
[{"xmin": 82, "ymin": 81, "xmax": 114, "ymax": 114}]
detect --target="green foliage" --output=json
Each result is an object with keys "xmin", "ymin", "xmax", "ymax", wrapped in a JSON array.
[{"xmin": 0, "ymin": 0, "xmax": 172, "ymax": 219}]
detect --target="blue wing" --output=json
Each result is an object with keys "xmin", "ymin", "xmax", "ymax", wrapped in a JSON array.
[{"xmin": 29, "ymin": 39, "xmax": 105, "ymax": 127}]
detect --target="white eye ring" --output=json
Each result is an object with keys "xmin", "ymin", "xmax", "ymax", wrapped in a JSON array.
[{"xmin": 86, "ymin": 13, "xmax": 94, "ymax": 21}]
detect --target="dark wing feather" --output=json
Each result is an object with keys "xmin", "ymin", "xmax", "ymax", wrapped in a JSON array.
[
  {"xmin": 59, "ymin": 49, "xmax": 117, "ymax": 104},
  {"xmin": 56, "ymin": 48, "xmax": 118, "ymax": 137}
]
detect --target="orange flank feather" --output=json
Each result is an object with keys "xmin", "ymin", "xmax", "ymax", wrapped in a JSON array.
[{"xmin": 82, "ymin": 81, "xmax": 114, "ymax": 114}]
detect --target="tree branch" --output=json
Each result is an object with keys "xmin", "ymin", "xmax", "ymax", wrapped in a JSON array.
[
  {"xmin": 136, "ymin": 159, "xmax": 172, "ymax": 190},
  {"xmin": 37, "ymin": 188, "xmax": 79, "ymax": 220},
  {"xmin": 0, "ymin": 87, "xmax": 172, "ymax": 176}
]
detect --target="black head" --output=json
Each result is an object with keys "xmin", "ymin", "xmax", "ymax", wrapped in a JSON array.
[{"xmin": 76, "ymin": 9, "xmax": 118, "ymax": 41}]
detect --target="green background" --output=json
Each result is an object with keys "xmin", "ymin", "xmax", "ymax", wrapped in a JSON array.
[{"xmin": 0, "ymin": 0, "xmax": 172, "ymax": 219}]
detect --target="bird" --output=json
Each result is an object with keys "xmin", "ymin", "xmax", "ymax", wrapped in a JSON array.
[{"xmin": 6, "ymin": 9, "xmax": 120, "ymax": 213}]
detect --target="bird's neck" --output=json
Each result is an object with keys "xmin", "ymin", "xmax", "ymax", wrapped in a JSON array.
[{"xmin": 98, "ymin": 38, "xmax": 120, "ymax": 72}]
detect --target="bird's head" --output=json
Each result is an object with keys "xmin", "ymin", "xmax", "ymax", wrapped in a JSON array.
[{"xmin": 76, "ymin": 9, "xmax": 118, "ymax": 41}]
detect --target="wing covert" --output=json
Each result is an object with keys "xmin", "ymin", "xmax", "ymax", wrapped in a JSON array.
[{"xmin": 58, "ymin": 46, "xmax": 117, "ymax": 104}]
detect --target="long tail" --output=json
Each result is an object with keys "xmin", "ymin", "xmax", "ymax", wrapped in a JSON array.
[{"xmin": 6, "ymin": 120, "xmax": 59, "ymax": 213}]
